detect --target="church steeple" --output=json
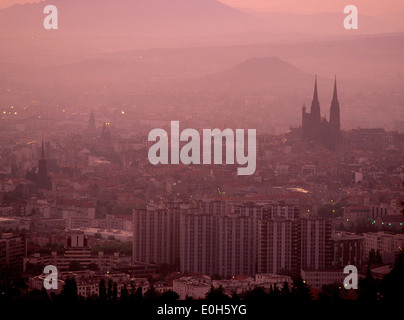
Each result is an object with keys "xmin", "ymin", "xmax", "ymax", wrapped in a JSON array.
[
  {"xmin": 313, "ymin": 75, "xmax": 318, "ymax": 97},
  {"xmin": 88, "ymin": 109, "xmax": 96, "ymax": 131},
  {"xmin": 331, "ymin": 75, "xmax": 339, "ymax": 104},
  {"xmin": 329, "ymin": 75, "xmax": 341, "ymax": 147},
  {"xmin": 329, "ymin": 75, "xmax": 340, "ymax": 125},
  {"xmin": 86, "ymin": 109, "xmax": 97, "ymax": 137},
  {"xmin": 310, "ymin": 75, "xmax": 321, "ymax": 121}
]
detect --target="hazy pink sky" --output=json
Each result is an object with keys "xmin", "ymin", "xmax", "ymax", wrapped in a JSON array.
[
  {"xmin": 222, "ymin": 0, "xmax": 404, "ymax": 15},
  {"xmin": 1, "ymin": 0, "xmax": 403, "ymax": 16}
]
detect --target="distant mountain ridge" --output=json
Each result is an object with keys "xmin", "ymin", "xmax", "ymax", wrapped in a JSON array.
[
  {"xmin": 219, "ymin": 57, "xmax": 307, "ymax": 81},
  {"xmin": 191, "ymin": 56, "xmax": 314, "ymax": 92},
  {"xmin": 0, "ymin": 0, "xmax": 258, "ymax": 37},
  {"xmin": 1, "ymin": 0, "xmax": 403, "ymax": 53}
]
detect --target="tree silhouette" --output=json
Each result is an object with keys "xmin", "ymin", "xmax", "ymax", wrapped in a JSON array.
[
  {"xmin": 268, "ymin": 284, "xmax": 274, "ymax": 298},
  {"xmin": 107, "ymin": 279, "xmax": 113, "ymax": 300},
  {"xmin": 375, "ymin": 250, "xmax": 382, "ymax": 263},
  {"xmin": 368, "ymin": 249, "xmax": 383, "ymax": 264},
  {"xmin": 243, "ymin": 287, "xmax": 270, "ymax": 304},
  {"xmin": 368, "ymin": 249, "xmax": 376, "ymax": 263},
  {"xmin": 134, "ymin": 286, "xmax": 143, "ymax": 302},
  {"xmin": 358, "ymin": 263, "xmax": 379, "ymax": 302},
  {"xmin": 120, "ymin": 284, "xmax": 128, "ymax": 301},
  {"xmin": 144, "ymin": 286, "xmax": 160, "ymax": 300},
  {"xmin": 380, "ymin": 253, "xmax": 404, "ymax": 302},
  {"xmin": 22, "ymin": 288, "xmax": 49, "ymax": 301},
  {"xmin": 159, "ymin": 290, "xmax": 179, "ymax": 302},
  {"xmin": 280, "ymin": 281, "xmax": 291, "ymax": 300},
  {"xmin": 318, "ymin": 283, "xmax": 341, "ymax": 302},
  {"xmin": 71, "ymin": 278, "xmax": 78, "ymax": 298},
  {"xmin": 99, "ymin": 279, "xmax": 107, "ymax": 301},
  {"xmin": 231, "ymin": 292, "xmax": 240, "ymax": 301},
  {"xmin": 273, "ymin": 283, "xmax": 280, "ymax": 297},
  {"xmin": 292, "ymin": 278, "xmax": 312, "ymax": 302},
  {"xmin": 112, "ymin": 282, "xmax": 118, "ymax": 301},
  {"xmin": 61, "ymin": 277, "xmax": 77, "ymax": 301},
  {"xmin": 205, "ymin": 285, "xmax": 229, "ymax": 302},
  {"xmin": 281, "ymin": 281, "xmax": 289, "ymax": 294},
  {"xmin": 129, "ymin": 281, "xmax": 135, "ymax": 300}
]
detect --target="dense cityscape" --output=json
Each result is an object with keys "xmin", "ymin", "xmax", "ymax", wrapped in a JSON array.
[{"xmin": 1, "ymin": 78, "xmax": 403, "ymax": 306}]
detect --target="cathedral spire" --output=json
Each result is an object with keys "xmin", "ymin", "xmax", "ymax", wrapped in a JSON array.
[
  {"xmin": 88, "ymin": 109, "xmax": 96, "ymax": 130},
  {"xmin": 314, "ymin": 75, "xmax": 318, "ymax": 99},
  {"xmin": 310, "ymin": 75, "xmax": 321, "ymax": 121},
  {"xmin": 329, "ymin": 75, "xmax": 341, "ymax": 148},
  {"xmin": 332, "ymin": 75, "xmax": 338, "ymax": 103}
]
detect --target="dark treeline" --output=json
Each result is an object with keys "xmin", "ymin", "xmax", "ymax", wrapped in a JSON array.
[{"xmin": 4, "ymin": 253, "xmax": 402, "ymax": 305}]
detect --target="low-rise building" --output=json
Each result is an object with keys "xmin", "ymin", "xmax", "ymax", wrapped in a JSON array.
[
  {"xmin": 363, "ymin": 232, "xmax": 404, "ymax": 263},
  {"xmin": 212, "ymin": 274, "xmax": 293, "ymax": 296},
  {"xmin": 255, "ymin": 273, "xmax": 293, "ymax": 287},
  {"xmin": 301, "ymin": 269, "xmax": 346, "ymax": 289},
  {"xmin": 153, "ymin": 281, "xmax": 174, "ymax": 294},
  {"xmin": 72, "ymin": 227, "xmax": 133, "ymax": 242},
  {"xmin": 173, "ymin": 275, "xmax": 212, "ymax": 300},
  {"xmin": 343, "ymin": 206, "xmax": 370, "ymax": 225},
  {"xmin": 0, "ymin": 217, "xmax": 19, "ymax": 232},
  {"xmin": 29, "ymin": 273, "xmax": 64, "ymax": 296},
  {"xmin": 29, "ymin": 270, "xmax": 134, "ymax": 299},
  {"xmin": 212, "ymin": 277, "xmax": 255, "ymax": 296}
]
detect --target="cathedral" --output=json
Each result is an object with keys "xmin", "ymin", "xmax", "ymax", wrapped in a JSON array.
[
  {"xmin": 301, "ymin": 76, "xmax": 341, "ymax": 150},
  {"xmin": 26, "ymin": 140, "xmax": 52, "ymax": 190}
]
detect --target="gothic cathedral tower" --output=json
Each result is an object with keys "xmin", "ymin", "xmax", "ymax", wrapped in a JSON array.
[
  {"xmin": 301, "ymin": 76, "xmax": 341, "ymax": 150},
  {"xmin": 329, "ymin": 76, "xmax": 341, "ymax": 148}
]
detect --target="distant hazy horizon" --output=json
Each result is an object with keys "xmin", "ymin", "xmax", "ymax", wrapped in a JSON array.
[
  {"xmin": 0, "ymin": 0, "xmax": 403, "ymax": 131},
  {"xmin": 2, "ymin": 0, "xmax": 404, "ymax": 16}
]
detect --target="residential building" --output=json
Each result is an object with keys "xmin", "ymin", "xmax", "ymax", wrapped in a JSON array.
[
  {"xmin": 172, "ymin": 275, "xmax": 211, "ymax": 300},
  {"xmin": 331, "ymin": 231, "xmax": 364, "ymax": 267},
  {"xmin": 0, "ymin": 232, "xmax": 26, "ymax": 272}
]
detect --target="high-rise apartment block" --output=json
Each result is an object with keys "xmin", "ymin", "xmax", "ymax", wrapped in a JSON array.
[{"xmin": 133, "ymin": 199, "xmax": 334, "ymax": 278}]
